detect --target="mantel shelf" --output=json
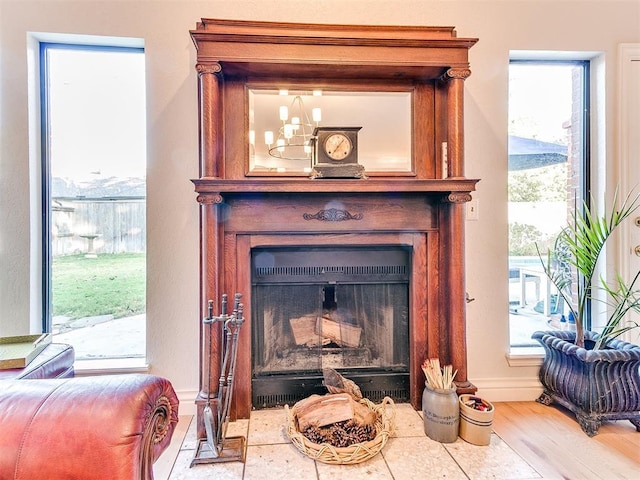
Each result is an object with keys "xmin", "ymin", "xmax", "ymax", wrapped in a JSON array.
[{"xmin": 192, "ymin": 177, "xmax": 480, "ymax": 196}]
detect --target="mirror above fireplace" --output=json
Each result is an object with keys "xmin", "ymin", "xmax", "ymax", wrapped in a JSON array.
[{"xmin": 248, "ymin": 88, "xmax": 413, "ymax": 175}]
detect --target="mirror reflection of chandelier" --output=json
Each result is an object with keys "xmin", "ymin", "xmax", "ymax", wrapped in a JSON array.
[{"xmin": 264, "ymin": 91, "xmax": 322, "ymax": 161}]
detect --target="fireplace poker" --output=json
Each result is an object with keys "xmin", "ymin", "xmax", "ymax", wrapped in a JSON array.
[
  {"xmin": 216, "ymin": 294, "xmax": 232, "ymax": 427},
  {"xmin": 219, "ymin": 295, "xmax": 244, "ymax": 444},
  {"xmin": 202, "ymin": 299, "xmax": 219, "ymax": 458}
]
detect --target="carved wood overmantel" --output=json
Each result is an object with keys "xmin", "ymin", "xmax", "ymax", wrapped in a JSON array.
[{"xmin": 190, "ymin": 19, "xmax": 479, "ymax": 436}]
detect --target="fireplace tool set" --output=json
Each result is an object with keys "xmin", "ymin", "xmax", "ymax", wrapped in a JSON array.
[{"xmin": 192, "ymin": 293, "xmax": 246, "ymax": 465}]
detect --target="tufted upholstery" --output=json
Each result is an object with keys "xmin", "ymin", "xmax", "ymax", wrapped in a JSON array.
[{"xmin": 0, "ymin": 374, "xmax": 179, "ymax": 480}]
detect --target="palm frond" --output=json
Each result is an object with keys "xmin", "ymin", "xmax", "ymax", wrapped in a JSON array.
[
  {"xmin": 594, "ymin": 271, "xmax": 640, "ymax": 349},
  {"xmin": 536, "ymin": 188, "xmax": 640, "ymax": 348}
]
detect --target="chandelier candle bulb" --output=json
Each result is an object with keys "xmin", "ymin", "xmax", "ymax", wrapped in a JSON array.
[
  {"xmin": 284, "ymin": 124, "xmax": 294, "ymax": 139},
  {"xmin": 264, "ymin": 95, "xmax": 321, "ymax": 162},
  {"xmin": 312, "ymin": 107, "xmax": 322, "ymax": 123}
]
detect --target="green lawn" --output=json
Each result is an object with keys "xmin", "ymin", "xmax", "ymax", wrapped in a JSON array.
[{"xmin": 52, "ymin": 253, "xmax": 145, "ymax": 320}]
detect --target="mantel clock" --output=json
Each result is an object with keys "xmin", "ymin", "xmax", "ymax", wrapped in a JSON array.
[{"xmin": 310, "ymin": 127, "xmax": 365, "ymax": 179}]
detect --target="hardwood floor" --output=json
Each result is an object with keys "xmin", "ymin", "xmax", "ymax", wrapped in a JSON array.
[{"xmin": 492, "ymin": 401, "xmax": 640, "ymax": 479}]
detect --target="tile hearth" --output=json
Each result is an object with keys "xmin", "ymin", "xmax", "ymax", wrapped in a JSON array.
[{"xmin": 162, "ymin": 403, "xmax": 541, "ymax": 480}]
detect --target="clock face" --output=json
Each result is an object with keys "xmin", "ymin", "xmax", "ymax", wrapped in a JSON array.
[{"xmin": 323, "ymin": 133, "xmax": 352, "ymax": 161}]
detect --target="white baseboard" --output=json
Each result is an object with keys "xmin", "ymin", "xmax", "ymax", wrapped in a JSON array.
[
  {"xmin": 472, "ymin": 376, "xmax": 543, "ymax": 403},
  {"xmin": 175, "ymin": 389, "xmax": 198, "ymax": 416},
  {"xmin": 174, "ymin": 378, "xmax": 543, "ymax": 414}
]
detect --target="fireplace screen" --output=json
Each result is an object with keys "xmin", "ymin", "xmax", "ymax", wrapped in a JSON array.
[{"xmin": 251, "ymin": 247, "xmax": 410, "ymax": 407}]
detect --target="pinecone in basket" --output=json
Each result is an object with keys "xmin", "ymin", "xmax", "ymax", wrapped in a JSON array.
[
  {"xmin": 302, "ymin": 425, "xmax": 326, "ymax": 445},
  {"xmin": 302, "ymin": 419, "xmax": 376, "ymax": 447}
]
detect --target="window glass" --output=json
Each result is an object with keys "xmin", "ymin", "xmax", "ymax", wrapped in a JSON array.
[
  {"xmin": 508, "ymin": 61, "xmax": 587, "ymax": 347},
  {"xmin": 41, "ymin": 44, "xmax": 147, "ymax": 360}
]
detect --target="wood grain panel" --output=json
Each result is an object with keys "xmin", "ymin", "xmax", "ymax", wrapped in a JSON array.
[
  {"xmin": 223, "ymin": 193, "xmax": 436, "ymax": 233},
  {"xmin": 222, "ymin": 80, "xmax": 247, "ymax": 179}
]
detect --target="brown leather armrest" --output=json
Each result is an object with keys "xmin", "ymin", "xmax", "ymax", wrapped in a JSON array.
[{"xmin": 0, "ymin": 374, "xmax": 179, "ymax": 480}]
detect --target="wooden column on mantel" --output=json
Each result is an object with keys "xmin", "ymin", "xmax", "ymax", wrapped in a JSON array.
[
  {"xmin": 196, "ymin": 62, "xmax": 222, "ymax": 178},
  {"xmin": 443, "ymin": 68, "xmax": 471, "ymax": 179},
  {"xmin": 441, "ymin": 67, "xmax": 474, "ymax": 392},
  {"xmin": 194, "ymin": 62, "xmax": 224, "ymax": 441},
  {"xmin": 189, "ymin": 19, "xmax": 480, "ymax": 430}
]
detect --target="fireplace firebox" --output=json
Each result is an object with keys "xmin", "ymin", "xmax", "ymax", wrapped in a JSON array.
[{"xmin": 251, "ymin": 247, "xmax": 410, "ymax": 407}]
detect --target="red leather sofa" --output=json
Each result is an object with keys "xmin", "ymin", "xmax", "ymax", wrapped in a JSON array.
[{"xmin": 0, "ymin": 373, "xmax": 179, "ymax": 480}]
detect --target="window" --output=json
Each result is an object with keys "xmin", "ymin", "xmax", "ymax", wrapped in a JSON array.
[
  {"xmin": 508, "ymin": 60, "xmax": 589, "ymax": 348},
  {"xmin": 40, "ymin": 43, "xmax": 147, "ymax": 360}
]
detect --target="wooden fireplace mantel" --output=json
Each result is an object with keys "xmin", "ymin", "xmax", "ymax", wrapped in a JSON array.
[
  {"xmin": 190, "ymin": 19, "xmax": 479, "ymax": 434},
  {"xmin": 192, "ymin": 177, "xmax": 478, "ymax": 197}
]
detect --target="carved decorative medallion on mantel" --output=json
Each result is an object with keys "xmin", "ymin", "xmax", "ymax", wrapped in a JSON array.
[{"xmin": 303, "ymin": 208, "xmax": 363, "ymax": 222}]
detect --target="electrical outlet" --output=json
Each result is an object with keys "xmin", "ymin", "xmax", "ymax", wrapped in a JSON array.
[{"xmin": 466, "ymin": 199, "xmax": 479, "ymax": 221}]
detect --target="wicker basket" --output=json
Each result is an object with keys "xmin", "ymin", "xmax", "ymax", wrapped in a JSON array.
[{"xmin": 285, "ymin": 396, "xmax": 395, "ymax": 465}]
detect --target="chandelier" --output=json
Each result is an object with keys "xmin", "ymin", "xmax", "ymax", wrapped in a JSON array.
[{"xmin": 263, "ymin": 91, "xmax": 322, "ymax": 161}]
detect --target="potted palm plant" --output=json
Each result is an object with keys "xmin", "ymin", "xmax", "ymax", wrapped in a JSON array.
[{"xmin": 532, "ymin": 190, "xmax": 640, "ymax": 436}]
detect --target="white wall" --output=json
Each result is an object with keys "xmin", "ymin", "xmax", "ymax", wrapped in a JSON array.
[{"xmin": 1, "ymin": 1, "xmax": 638, "ymax": 408}]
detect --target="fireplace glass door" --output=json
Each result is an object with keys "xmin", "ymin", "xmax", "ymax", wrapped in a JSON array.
[{"xmin": 251, "ymin": 247, "xmax": 410, "ymax": 407}]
